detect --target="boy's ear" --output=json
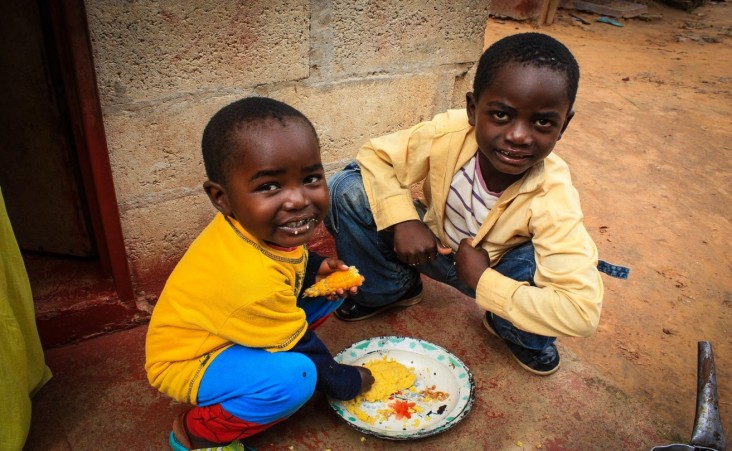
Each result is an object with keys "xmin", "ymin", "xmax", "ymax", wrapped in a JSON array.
[
  {"xmin": 466, "ymin": 92, "xmax": 477, "ymax": 126},
  {"xmin": 203, "ymin": 180, "xmax": 233, "ymax": 216},
  {"xmin": 558, "ymin": 109, "xmax": 575, "ymax": 141}
]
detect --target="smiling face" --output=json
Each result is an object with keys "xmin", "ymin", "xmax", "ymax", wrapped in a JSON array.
[
  {"xmin": 467, "ymin": 62, "xmax": 574, "ymax": 192},
  {"xmin": 204, "ymin": 117, "xmax": 329, "ymax": 248}
]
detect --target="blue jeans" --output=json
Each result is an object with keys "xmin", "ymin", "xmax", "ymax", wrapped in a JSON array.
[{"xmin": 325, "ymin": 162, "xmax": 555, "ymax": 350}]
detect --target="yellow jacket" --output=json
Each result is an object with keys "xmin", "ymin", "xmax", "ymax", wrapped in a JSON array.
[
  {"xmin": 357, "ymin": 109, "xmax": 603, "ymax": 338},
  {"xmin": 145, "ymin": 213, "xmax": 308, "ymax": 404}
]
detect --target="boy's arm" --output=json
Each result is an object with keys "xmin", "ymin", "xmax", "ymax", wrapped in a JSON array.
[
  {"xmin": 476, "ymin": 235, "xmax": 602, "ymax": 338},
  {"xmin": 475, "ymin": 181, "xmax": 603, "ymax": 338},
  {"xmin": 303, "ymin": 250, "xmax": 327, "ymax": 291},
  {"xmin": 290, "ymin": 329, "xmax": 364, "ymax": 400},
  {"xmin": 356, "ymin": 123, "xmax": 434, "ymax": 231}
]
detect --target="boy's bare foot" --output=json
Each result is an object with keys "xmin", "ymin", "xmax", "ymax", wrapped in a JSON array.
[
  {"xmin": 172, "ymin": 411, "xmax": 225, "ymax": 449},
  {"xmin": 172, "ymin": 413, "xmax": 194, "ymax": 449}
]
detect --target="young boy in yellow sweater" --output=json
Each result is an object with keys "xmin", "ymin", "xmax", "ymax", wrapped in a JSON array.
[
  {"xmin": 325, "ymin": 33, "xmax": 628, "ymax": 377},
  {"xmin": 145, "ymin": 97, "xmax": 373, "ymax": 450}
]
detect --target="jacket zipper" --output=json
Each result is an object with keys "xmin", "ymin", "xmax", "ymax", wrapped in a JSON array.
[{"xmin": 186, "ymin": 353, "xmax": 211, "ymax": 404}]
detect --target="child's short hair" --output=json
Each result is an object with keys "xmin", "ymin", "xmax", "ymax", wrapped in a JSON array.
[
  {"xmin": 201, "ymin": 97, "xmax": 317, "ymax": 184},
  {"xmin": 473, "ymin": 32, "xmax": 580, "ymax": 107}
]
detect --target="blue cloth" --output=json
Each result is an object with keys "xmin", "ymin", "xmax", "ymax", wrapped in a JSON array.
[
  {"xmin": 597, "ymin": 260, "xmax": 630, "ymax": 279},
  {"xmin": 196, "ymin": 344, "xmax": 317, "ymax": 424}
]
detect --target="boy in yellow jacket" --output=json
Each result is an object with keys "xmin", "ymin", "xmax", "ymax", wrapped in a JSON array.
[
  {"xmin": 325, "ymin": 33, "xmax": 628, "ymax": 376},
  {"xmin": 146, "ymin": 97, "xmax": 373, "ymax": 450}
]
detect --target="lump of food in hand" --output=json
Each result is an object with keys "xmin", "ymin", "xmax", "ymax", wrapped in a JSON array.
[
  {"xmin": 303, "ymin": 266, "xmax": 364, "ymax": 297},
  {"xmin": 343, "ymin": 356, "xmax": 417, "ymax": 424},
  {"xmin": 360, "ymin": 356, "xmax": 417, "ymax": 402}
]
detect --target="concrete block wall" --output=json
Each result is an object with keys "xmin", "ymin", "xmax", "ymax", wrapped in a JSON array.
[{"xmin": 84, "ymin": 0, "xmax": 490, "ymax": 297}]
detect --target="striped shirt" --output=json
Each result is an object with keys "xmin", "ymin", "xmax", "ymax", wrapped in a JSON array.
[{"xmin": 444, "ymin": 155, "xmax": 502, "ymax": 251}]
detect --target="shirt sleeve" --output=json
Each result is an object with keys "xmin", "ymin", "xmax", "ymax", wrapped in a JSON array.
[
  {"xmin": 356, "ymin": 122, "xmax": 435, "ymax": 230},
  {"xmin": 474, "ymin": 175, "xmax": 604, "ymax": 338}
]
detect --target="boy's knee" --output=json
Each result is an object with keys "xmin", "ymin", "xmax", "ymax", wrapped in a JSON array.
[
  {"xmin": 217, "ymin": 354, "xmax": 318, "ymax": 424},
  {"xmin": 326, "ymin": 167, "xmax": 370, "ymax": 233},
  {"xmin": 494, "ymin": 241, "xmax": 537, "ymax": 283},
  {"xmin": 249, "ymin": 355, "xmax": 316, "ymax": 423},
  {"xmin": 277, "ymin": 354, "xmax": 317, "ymax": 410},
  {"xmin": 327, "ymin": 166, "xmax": 364, "ymax": 197}
]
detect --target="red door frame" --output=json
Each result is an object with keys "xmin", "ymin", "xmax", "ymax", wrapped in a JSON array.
[{"xmin": 48, "ymin": 0, "xmax": 134, "ymax": 302}]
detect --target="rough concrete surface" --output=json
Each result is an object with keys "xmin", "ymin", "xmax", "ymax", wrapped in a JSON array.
[
  {"xmin": 25, "ymin": 278, "xmax": 671, "ymax": 450},
  {"xmin": 82, "ymin": 0, "xmax": 488, "ymax": 292}
]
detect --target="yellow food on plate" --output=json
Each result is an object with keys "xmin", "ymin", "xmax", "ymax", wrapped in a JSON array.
[
  {"xmin": 359, "ymin": 356, "xmax": 417, "ymax": 402},
  {"xmin": 303, "ymin": 266, "xmax": 364, "ymax": 297},
  {"xmin": 343, "ymin": 356, "xmax": 417, "ymax": 424}
]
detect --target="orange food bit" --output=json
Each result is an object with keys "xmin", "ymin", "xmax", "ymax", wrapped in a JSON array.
[{"xmin": 389, "ymin": 399, "xmax": 416, "ymax": 420}]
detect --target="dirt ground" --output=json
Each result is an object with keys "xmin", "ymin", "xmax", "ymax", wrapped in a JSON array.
[{"xmin": 483, "ymin": 1, "xmax": 732, "ymax": 440}]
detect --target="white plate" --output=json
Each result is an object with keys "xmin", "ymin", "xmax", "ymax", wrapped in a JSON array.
[{"xmin": 328, "ymin": 336, "xmax": 475, "ymax": 440}]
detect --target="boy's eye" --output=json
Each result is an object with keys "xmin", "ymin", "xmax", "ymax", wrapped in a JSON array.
[
  {"xmin": 491, "ymin": 111, "xmax": 510, "ymax": 121},
  {"xmin": 535, "ymin": 118, "xmax": 555, "ymax": 128},
  {"xmin": 304, "ymin": 174, "xmax": 323, "ymax": 185},
  {"xmin": 257, "ymin": 182, "xmax": 279, "ymax": 192}
]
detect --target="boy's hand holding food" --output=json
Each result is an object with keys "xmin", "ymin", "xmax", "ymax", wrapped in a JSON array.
[{"xmin": 303, "ymin": 259, "xmax": 364, "ymax": 300}]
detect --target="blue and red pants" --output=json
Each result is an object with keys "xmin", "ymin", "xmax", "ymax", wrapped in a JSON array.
[{"xmin": 183, "ymin": 295, "xmax": 344, "ymax": 444}]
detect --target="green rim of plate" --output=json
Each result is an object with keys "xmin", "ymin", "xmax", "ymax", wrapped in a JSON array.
[{"xmin": 328, "ymin": 336, "xmax": 476, "ymax": 440}]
